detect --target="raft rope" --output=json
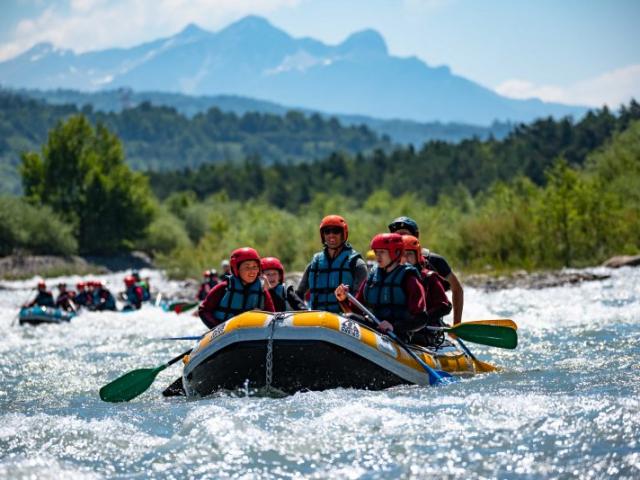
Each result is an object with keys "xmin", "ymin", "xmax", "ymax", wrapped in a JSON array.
[{"xmin": 265, "ymin": 313, "xmax": 286, "ymax": 392}]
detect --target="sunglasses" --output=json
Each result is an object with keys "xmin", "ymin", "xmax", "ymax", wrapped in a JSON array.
[{"xmin": 322, "ymin": 227, "xmax": 343, "ymax": 235}]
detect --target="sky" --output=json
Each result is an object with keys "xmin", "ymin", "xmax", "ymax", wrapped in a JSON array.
[{"xmin": 1, "ymin": 0, "xmax": 639, "ymax": 108}]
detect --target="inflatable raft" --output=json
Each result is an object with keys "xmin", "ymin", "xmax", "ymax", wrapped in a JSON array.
[
  {"xmin": 19, "ymin": 305, "xmax": 76, "ymax": 326},
  {"xmin": 180, "ymin": 311, "xmax": 477, "ymax": 397}
]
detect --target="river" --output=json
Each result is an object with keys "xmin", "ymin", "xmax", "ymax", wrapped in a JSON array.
[{"xmin": 1, "ymin": 267, "xmax": 638, "ymax": 479}]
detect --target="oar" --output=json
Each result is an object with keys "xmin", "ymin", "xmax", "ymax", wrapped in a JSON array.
[
  {"xmin": 462, "ymin": 319, "xmax": 518, "ymax": 330},
  {"xmin": 346, "ymin": 293, "xmax": 456, "ymax": 386},
  {"xmin": 99, "ymin": 349, "xmax": 191, "ymax": 403},
  {"xmin": 169, "ymin": 301, "xmax": 198, "ymax": 314},
  {"xmin": 456, "ymin": 337, "xmax": 498, "ymax": 373},
  {"xmin": 161, "ymin": 335, "xmax": 202, "ymax": 341},
  {"xmin": 427, "ymin": 323, "xmax": 518, "ymax": 349}
]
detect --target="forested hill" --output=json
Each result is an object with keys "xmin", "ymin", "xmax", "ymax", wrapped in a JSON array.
[
  {"xmin": 0, "ymin": 90, "xmax": 390, "ymax": 194},
  {"xmin": 149, "ymin": 100, "xmax": 640, "ymax": 209}
]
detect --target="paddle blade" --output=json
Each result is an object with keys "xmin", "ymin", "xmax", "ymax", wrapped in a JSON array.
[
  {"xmin": 463, "ymin": 319, "xmax": 518, "ymax": 330},
  {"xmin": 450, "ymin": 323, "xmax": 518, "ymax": 349},
  {"xmin": 429, "ymin": 369, "xmax": 458, "ymax": 386},
  {"xmin": 99, "ymin": 365, "xmax": 166, "ymax": 402},
  {"xmin": 472, "ymin": 358, "xmax": 499, "ymax": 373},
  {"xmin": 174, "ymin": 302, "xmax": 198, "ymax": 314}
]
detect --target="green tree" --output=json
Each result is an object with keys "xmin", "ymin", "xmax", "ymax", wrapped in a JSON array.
[{"xmin": 20, "ymin": 115, "xmax": 155, "ymax": 254}]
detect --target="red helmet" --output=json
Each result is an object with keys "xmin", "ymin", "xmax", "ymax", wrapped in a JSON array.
[
  {"xmin": 261, "ymin": 257, "xmax": 285, "ymax": 280},
  {"xmin": 370, "ymin": 233, "xmax": 404, "ymax": 263},
  {"xmin": 124, "ymin": 275, "xmax": 135, "ymax": 287},
  {"xmin": 319, "ymin": 215, "xmax": 348, "ymax": 242},
  {"xmin": 230, "ymin": 247, "xmax": 261, "ymax": 276},
  {"xmin": 37, "ymin": 281, "xmax": 46, "ymax": 290},
  {"xmin": 76, "ymin": 281, "xmax": 85, "ymax": 290},
  {"xmin": 401, "ymin": 235, "xmax": 423, "ymax": 265},
  {"xmin": 202, "ymin": 270, "xmax": 211, "ymax": 278}
]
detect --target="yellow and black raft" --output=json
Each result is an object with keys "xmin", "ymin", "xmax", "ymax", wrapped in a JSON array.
[{"xmin": 180, "ymin": 311, "xmax": 479, "ymax": 396}]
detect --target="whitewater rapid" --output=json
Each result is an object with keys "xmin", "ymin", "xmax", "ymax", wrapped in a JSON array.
[{"xmin": 1, "ymin": 267, "xmax": 638, "ymax": 479}]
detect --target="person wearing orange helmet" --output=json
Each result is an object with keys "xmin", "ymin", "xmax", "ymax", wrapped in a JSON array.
[
  {"xmin": 261, "ymin": 256, "xmax": 307, "ymax": 312},
  {"xmin": 296, "ymin": 215, "xmax": 368, "ymax": 313},
  {"xmin": 24, "ymin": 281, "xmax": 55, "ymax": 308},
  {"xmin": 198, "ymin": 247, "xmax": 275, "ymax": 329},
  {"xmin": 335, "ymin": 233, "xmax": 428, "ymax": 340},
  {"xmin": 389, "ymin": 216, "xmax": 464, "ymax": 325},
  {"xmin": 401, "ymin": 235, "xmax": 452, "ymax": 346}
]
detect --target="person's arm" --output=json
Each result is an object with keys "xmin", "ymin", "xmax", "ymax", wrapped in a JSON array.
[
  {"xmin": 295, "ymin": 264, "xmax": 311, "ymax": 299},
  {"xmin": 446, "ymin": 271, "xmax": 464, "ymax": 325},
  {"xmin": 351, "ymin": 258, "xmax": 369, "ymax": 293},
  {"xmin": 286, "ymin": 286, "xmax": 308, "ymax": 311},
  {"xmin": 335, "ymin": 281, "xmax": 367, "ymax": 315},
  {"xmin": 198, "ymin": 282, "xmax": 226, "ymax": 329}
]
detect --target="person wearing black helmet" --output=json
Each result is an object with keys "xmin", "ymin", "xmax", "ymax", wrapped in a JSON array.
[{"xmin": 388, "ymin": 216, "xmax": 465, "ymax": 325}]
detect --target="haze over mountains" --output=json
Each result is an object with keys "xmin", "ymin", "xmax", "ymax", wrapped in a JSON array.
[{"xmin": 0, "ymin": 15, "xmax": 587, "ymax": 125}]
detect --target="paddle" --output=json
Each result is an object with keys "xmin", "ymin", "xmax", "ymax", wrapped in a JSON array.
[
  {"xmin": 455, "ymin": 337, "xmax": 498, "ymax": 373},
  {"xmin": 426, "ymin": 323, "xmax": 518, "ymax": 349},
  {"xmin": 99, "ymin": 349, "xmax": 191, "ymax": 403},
  {"xmin": 346, "ymin": 293, "xmax": 456, "ymax": 386},
  {"xmin": 461, "ymin": 319, "xmax": 518, "ymax": 330}
]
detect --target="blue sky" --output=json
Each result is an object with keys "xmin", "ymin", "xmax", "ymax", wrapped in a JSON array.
[{"xmin": 1, "ymin": 0, "xmax": 638, "ymax": 107}]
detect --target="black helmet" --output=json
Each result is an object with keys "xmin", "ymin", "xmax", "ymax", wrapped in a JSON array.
[{"xmin": 388, "ymin": 216, "xmax": 419, "ymax": 237}]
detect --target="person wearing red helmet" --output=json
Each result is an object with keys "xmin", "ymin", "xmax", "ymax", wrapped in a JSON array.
[
  {"xmin": 123, "ymin": 275, "xmax": 144, "ymax": 310},
  {"xmin": 389, "ymin": 216, "xmax": 465, "ymax": 325},
  {"xmin": 91, "ymin": 281, "xmax": 117, "ymax": 311},
  {"xmin": 296, "ymin": 215, "xmax": 368, "ymax": 313},
  {"xmin": 24, "ymin": 281, "xmax": 55, "ymax": 308},
  {"xmin": 198, "ymin": 247, "xmax": 275, "ymax": 329},
  {"xmin": 261, "ymin": 256, "xmax": 307, "ymax": 312},
  {"xmin": 401, "ymin": 235, "xmax": 452, "ymax": 346},
  {"xmin": 335, "ymin": 233, "xmax": 428, "ymax": 340},
  {"xmin": 55, "ymin": 282, "xmax": 76, "ymax": 312},
  {"xmin": 73, "ymin": 281, "xmax": 92, "ymax": 308},
  {"xmin": 196, "ymin": 270, "xmax": 219, "ymax": 301}
]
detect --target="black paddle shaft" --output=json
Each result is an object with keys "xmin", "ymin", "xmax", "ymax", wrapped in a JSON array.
[{"xmin": 166, "ymin": 349, "xmax": 192, "ymax": 368}]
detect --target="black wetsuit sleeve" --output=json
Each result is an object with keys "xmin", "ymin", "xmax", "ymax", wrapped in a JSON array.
[
  {"xmin": 286, "ymin": 285, "xmax": 308, "ymax": 311},
  {"xmin": 425, "ymin": 252, "xmax": 452, "ymax": 278},
  {"xmin": 351, "ymin": 258, "xmax": 369, "ymax": 293},
  {"xmin": 295, "ymin": 263, "xmax": 311, "ymax": 299}
]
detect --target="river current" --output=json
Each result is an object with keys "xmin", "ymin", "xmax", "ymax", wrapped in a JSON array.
[{"xmin": 0, "ymin": 266, "xmax": 638, "ymax": 479}]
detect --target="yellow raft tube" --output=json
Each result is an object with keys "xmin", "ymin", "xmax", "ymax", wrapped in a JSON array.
[{"xmin": 181, "ymin": 311, "xmax": 477, "ymax": 396}]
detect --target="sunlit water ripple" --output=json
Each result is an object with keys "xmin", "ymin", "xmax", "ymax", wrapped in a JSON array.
[{"xmin": 1, "ymin": 267, "xmax": 639, "ymax": 479}]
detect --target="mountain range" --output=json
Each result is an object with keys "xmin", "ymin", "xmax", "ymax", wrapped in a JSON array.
[{"xmin": 0, "ymin": 15, "xmax": 587, "ymax": 125}]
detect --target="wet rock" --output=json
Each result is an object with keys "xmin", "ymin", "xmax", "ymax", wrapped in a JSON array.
[
  {"xmin": 464, "ymin": 270, "xmax": 611, "ymax": 291},
  {"xmin": 602, "ymin": 255, "xmax": 640, "ymax": 268}
]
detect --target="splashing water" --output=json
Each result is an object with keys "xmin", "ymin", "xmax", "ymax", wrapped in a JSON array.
[{"xmin": 1, "ymin": 267, "xmax": 639, "ymax": 479}]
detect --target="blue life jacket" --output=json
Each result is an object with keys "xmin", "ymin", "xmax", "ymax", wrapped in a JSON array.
[
  {"xmin": 308, "ymin": 245, "xmax": 361, "ymax": 313},
  {"xmin": 213, "ymin": 276, "xmax": 266, "ymax": 323},
  {"xmin": 364, "ymin": 264, "xmax": 417, "ymax": 322},
  {"xmin": 34, "ymin": 291, "xmax": 55, "ymax": 307},
  {"xmin": 74, "ymin": 291, "xmax": 91, "ymax": 306},
  {"xmin": 93, "ymin": 289, "xmax": 116, "ymax": 311}
]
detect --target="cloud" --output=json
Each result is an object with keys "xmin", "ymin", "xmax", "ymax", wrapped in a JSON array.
[
  {"xmin": 0, "ymin": 0, "xmax": 300, "ymax": 62},
  {"xmin": 496, "ymin": 64, "xmax": 640, "ymax": 108}
]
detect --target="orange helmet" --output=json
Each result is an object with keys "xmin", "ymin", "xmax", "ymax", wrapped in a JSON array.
[
  {"xmin": 319, "ymin": 215, "xmax": 348, "ymax": 242},
  {"xmin": 261, "ymin": 257, "xmax": 285, "ymax": 281},
  {"xmin": 202, "ymin": 270, "xmax": 211, "ymax": 278},
  {"xmin": 401, "ymin": 235, "xmax": 423, "ymax": 265},
  {"xmin": 37, "ymin": 281, "xmax": 46, "ymax": 290},
  {"xmin": 370, "ymin": 233, "xmax": 404, "ymax": 263},
  {"xmin": 124, "ymin": 275, "xmax": 136, "ymax": 287},
  {"xmin": 230, "ymin": 247, "xmax": 261, "ymax": 276}
]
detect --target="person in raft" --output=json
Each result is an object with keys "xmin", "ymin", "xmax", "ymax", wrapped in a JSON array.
[
  {"xmin": 334, "ymin": 233, "xmax": 428, "ymax": 341},
  {"xmin": 91, "ymin": 281, "xmax": 117, "ymax": 311},
  {"xmin": 55, "ymin": 282, "xmax": 76, "ymax": 312},
  {"xmin": 73, "ymin": 281, "xmax": 92, "ymax": 308},
  {"xmin": 261, "ymin": 256, "xmax": 308, "ymax": 312},
  {"xmin": 123, "ymin": 275, "xmax": 144, "ymax": 310},
  {"xmin": 198, "ymin": 247, "xmax": 275, "ymax": 329},
  {"xmin": 401, "ymin": 234, "xmax": 453, "ymax": 347},
  {"xmin": 24, "ymin": 281, "xmax": 55, "ymax": 308},
  {"xmin": 196, "ymin": 270, "xmax": 219, "ymax": 301},
  {"xmin": 388, "ymin": 216, "xmax": 465, "ymax": 325},
  {"xmin": 296, "ymin": 215, "xmax": 368, "ymax": 313}
]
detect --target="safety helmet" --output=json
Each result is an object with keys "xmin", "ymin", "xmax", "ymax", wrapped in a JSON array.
[
  {"xmin": 124, "ymin": 275, "xmax": 136, "ymax": 287},
  {"xmin": 95, "ymin": 281, "xmax": 104, "ymax": 288},
  {"xmin": 221, "ymin": 259, "xmax": 230, "ymax": 269},
  {"xmin": 209, "ymin": 269, "xmax": 218, "ymax": 277},
  {"xmin": 319, "ymin": 215, "xmax": 348, "ymax": 242},
  {"xmin": 388, "ymin": 216, "xmax": 419, "ymax": 237},
  {"xmin": 37, "ymin": 281, "xmax": 46, "ymax": 289},
  {"xmin": 261, "ymin": 257, "xmax": 285, "ymax": 281},
  {"xmin": 76, "ymin": 281, "xmax": 85, "ymax": 290},
  {"xmin": 131, "ymin": 270, "xmax": 140, "ymax": 281},
  {"xmin": 401, "ymin": 235, "xmax": 423, "ymax": 265},
  {"xmin": 229, "ymin": 247, "xmax": 261, "ymax": 276},
  {"xmin": 366, "ymin": 249, "xmax": 376, "ymax": 261},
  {"xmin": 202, "ymin": 270, "xmax": 211, "ymax": 278},
  {"xmin": 370, "ymin": 233, "xmax": 404, "ymax": 263}
]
